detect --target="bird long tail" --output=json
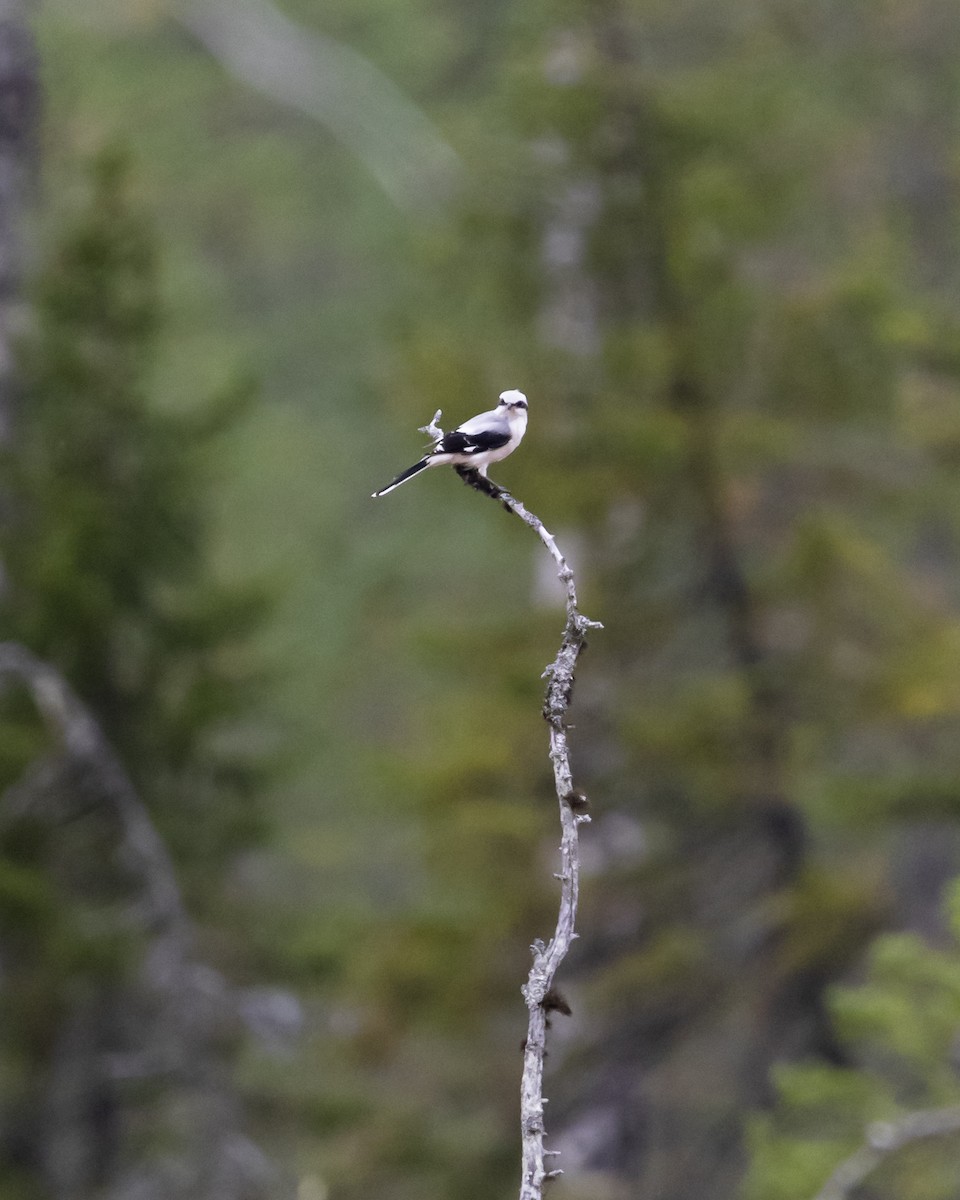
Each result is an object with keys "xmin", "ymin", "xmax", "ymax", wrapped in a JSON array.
[{"xmin": 372, "ymin": 457, "xmax": 432, "ymax": 497}]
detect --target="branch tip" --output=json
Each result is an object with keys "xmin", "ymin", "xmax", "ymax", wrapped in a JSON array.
[{"xmin": 418, "ymin": 409, "xmax": 444, "ymax": 438}]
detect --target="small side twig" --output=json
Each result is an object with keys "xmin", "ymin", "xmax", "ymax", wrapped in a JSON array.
[
  {"xmin": 450, "ymin": 451, "xmax": 601, "ymax": 1200},
  {"xmin": 418, "ymin": 409, "xmax": 444, "ymax": 439},
  {"xmin": 811, "ymin": 1105, "xmax": 960, "ymax": 1200}
]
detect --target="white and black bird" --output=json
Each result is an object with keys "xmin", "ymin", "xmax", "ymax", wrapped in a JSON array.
[{"xmin": 372, "ymin": 389, "xmax": 528, "ymax": 498}]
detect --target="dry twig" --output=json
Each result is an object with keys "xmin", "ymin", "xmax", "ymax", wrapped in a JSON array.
[{"xmin": 419, "ymin": 411, "xmax": 601, "ymax": 1200}]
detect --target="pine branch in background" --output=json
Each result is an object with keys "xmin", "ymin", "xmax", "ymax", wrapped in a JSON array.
[
  {"xmin": 810, "ymin": 1106, "xmax": 960, "ymax": 1200},
  {"xmin": 746, "ymin": 880, "xmax": 960, "ymax": 1200}
]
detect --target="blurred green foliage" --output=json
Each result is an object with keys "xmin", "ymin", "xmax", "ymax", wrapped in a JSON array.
[
  {"xmin": 0, "ymin": 147, "xmax": 273, "ymax": 1195},
  {"xmin": 746, "ymin": 880, "xmax": 960, "ymax": 1200},
  {"xmin": 349, "ymin": 2, "xmax": 960, "ymax": 1197},
  {"xmin": 1, "ymin": 147, "xmax": 271, "ymax": 889},
  {"xmin": 5, "ymin": 1, "xmax": 960, "ymax": 1199}
]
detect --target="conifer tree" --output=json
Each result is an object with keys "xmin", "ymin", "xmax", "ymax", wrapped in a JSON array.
[
  {"xmin": 0, "ymin": 150, "xmax": 276, "ymax": 1200},
  {"xmin": 1, "ymin": 147, "xmax": 270, "ymax": 886},
  {"xmin": 746, "ymin": 878, "xmax": 960, "ymax": 1200}
]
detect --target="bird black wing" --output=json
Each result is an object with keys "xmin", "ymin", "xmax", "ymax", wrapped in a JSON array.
[{"xmin": 436, "ymin": 428, "xmax": 511, "ymax": 455}]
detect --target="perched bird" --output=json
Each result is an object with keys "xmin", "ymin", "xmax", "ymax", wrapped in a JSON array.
[{"xmin": 372, "ymin": 389, "xmax": 528, "ymax": 498}]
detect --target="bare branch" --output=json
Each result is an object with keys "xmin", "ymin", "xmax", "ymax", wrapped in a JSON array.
[
  {"xmin": 172, "ymin": 0, "xmax": 461, "ymax": 212},
  {"xmin": 0, "ymin": 640, "xmax": 189, "ymax": 939},
  {"xmin": 450, "ymin": 452, "xmax": 601, "ymax": 1200},
  {"xmin": 811, "ymin": 1105, "xmax": 960, "ymax": 1200}
]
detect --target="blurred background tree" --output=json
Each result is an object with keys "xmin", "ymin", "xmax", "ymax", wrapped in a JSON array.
[
  {"xmin": 0, "ymin": 149, "xmax": 281, "ymax": 1197},
  {"xmin": 746, "ymin": 879, "xmax": 960, "ymax": 1200},
  {"xmin": 4, "ymin": 1, "xmax": 960, "ymax": 1199}
]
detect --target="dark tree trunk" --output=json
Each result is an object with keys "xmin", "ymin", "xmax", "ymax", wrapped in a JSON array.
[{"xmin": 0, "ymin": 0, "xmax": 38, "ymax": 446}]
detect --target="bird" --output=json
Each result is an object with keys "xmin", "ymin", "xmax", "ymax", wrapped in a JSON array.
[{"xmin": 372, "ymin": 389, "xmax": 528, "ymax": 498}]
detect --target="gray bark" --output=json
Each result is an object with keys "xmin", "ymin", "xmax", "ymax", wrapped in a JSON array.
[{"xmin": 428, "ymin": 433, "xmax": 601, "ymax": 1200}]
